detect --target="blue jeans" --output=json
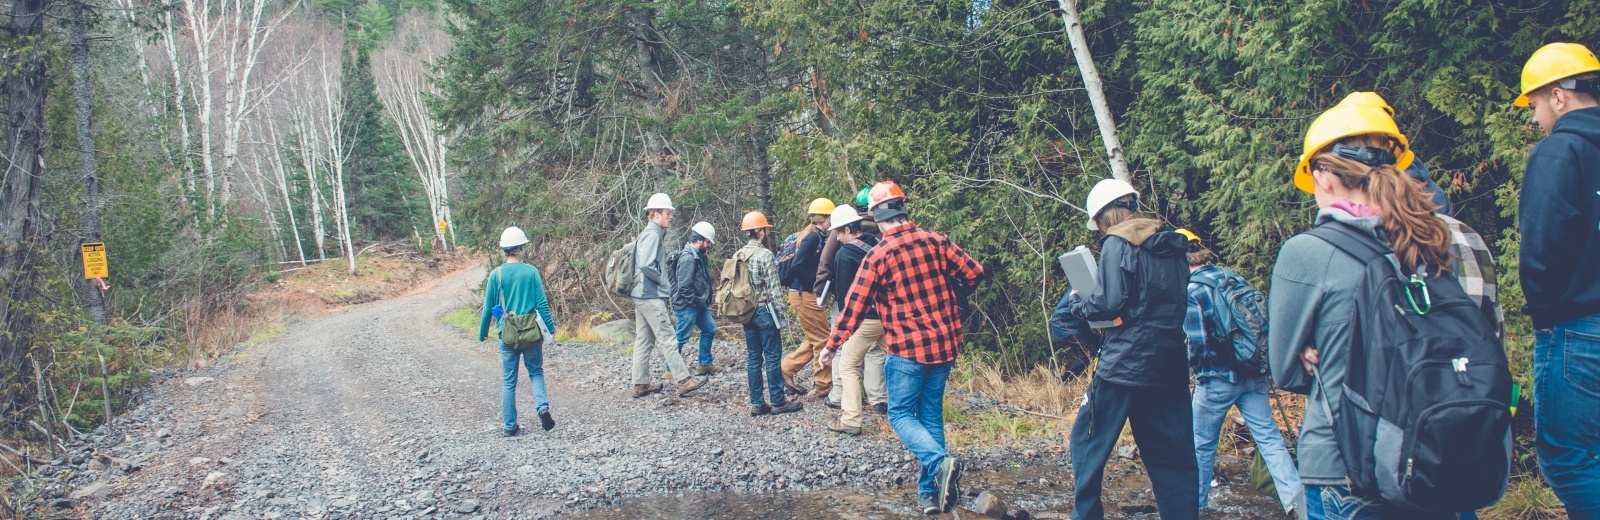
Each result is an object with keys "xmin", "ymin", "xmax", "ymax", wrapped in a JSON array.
[
  {"xmin": 1534, "ymin": 313, "xmax": 1600, "ymax": 520},
  {"xmin": 742, "ymin": 307, "xmax": 785, "ymax": 406},
  {"xmin": 884, "ymin": 355, "xmax": 953, "ymax": 498},
  {"xmin": 675, "ymin": 306, "xmax": 716, "ymax": 367},
  {"xmin": 1303, "ymin": 485, "xmax": 1455, "ymax": 520},
  {"xmin": 1193, "ymin": 375, "xmax": 1301, "ymax": 511},
  {"xmin": 500, "ymin": 341, "xmax": 548, "ymax": 431}
]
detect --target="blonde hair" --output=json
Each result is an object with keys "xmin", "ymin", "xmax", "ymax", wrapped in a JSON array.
[
  {"xmin": 1311, "ymin": 135, "xmax": 1450, "ymax": 274},
  {"xmin": 1092, "ymin": 195, "xmax": 1142, "ymax": 232}
]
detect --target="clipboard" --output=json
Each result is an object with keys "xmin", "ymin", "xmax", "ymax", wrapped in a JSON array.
[{"xmin": 1058, "ymin": 245, "xmax": 1121, "ymax": 329}]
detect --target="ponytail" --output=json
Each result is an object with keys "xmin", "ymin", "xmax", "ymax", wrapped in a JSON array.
[{"xmin": 1311, "ymin": 136, "xmax": 1451, "ymax": 275}]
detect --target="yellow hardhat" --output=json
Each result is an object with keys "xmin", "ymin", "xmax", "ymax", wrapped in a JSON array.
[
  {"xmin": 1175, "ymin": 228, "xmax": 1201, "ymax": 244},
  {"xmin": 807, "ymin": 198, "xmax": 836, "ymax": 215},
  {"xmin": 1340, "ymin": 91, "xmax": 1394, "ymax": 115},
  {"xmin": 1515, "ymin": 43, "xmax": 1600, "ymax": 108},
  {"xmin": 1294, "ymin": 94, "xmax": 1414, "ymax": 194}
]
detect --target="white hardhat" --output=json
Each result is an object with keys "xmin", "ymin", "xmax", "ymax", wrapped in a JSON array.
[
  {"xmin": 499, "ymin": 226, "xmax": 530, "ymax": 248},
  {"xmin": 644, "ymin": 193, "xmax": 675, "ymax": 211},
  {"xmin": 1084, "ymin": 179, "xmax": 1139, "ymax": 231},
  {"xmin": 828, "ymin": 205, "xmax": 863, "ymax": 231},
  {"xmin": 690, "ymin": 221, "xmax": 716, "ymax": 244}
]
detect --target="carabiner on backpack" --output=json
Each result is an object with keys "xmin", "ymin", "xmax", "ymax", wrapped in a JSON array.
[{"xmin": 1404, "ymin": 274, "xmax": 1432, "ymax": 315}]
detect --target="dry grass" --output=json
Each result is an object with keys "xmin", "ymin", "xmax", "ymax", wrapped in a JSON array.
[
  {"xmin": 554, "ymin": 312, "xmax": 612, "ymax": 343},
  {"xmin": 1480, "ymin": 476, "xmax": 1567, "ymax": 520}
]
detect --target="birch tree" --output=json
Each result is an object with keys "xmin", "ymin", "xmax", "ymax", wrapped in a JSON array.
[
  {"xmin": 374, "ymin": 13, "xmax": 454, "ymax": 250},
  {"xmin": 1057, "ymin": 0, "xmax": 1130, "ymax": 183}
]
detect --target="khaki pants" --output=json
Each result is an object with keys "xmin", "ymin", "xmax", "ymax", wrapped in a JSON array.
[
  {"xmin": 836, "ymin": 319, "xmax": 887, "ymax": 427},
  {"xmin": 632, "ymin": 298, "xmax": 691, "ymax": 385},
  {"xmin": 781, "ymin": 290, "xmax": 833, "ymax": 390}
]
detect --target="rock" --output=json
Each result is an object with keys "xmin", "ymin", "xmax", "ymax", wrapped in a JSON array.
[
  {"xmin": 184, "ymin": 377, "xmax": 215, "ymax": 387},
  {"xmin": 51, "ymin": 498, "xmax": 74, "ymax": 509},
  {"xmin": 110, "ymin": 457, "xmax": 140, "ymax": 472},
  {"xmin": 155, "ymin": 428, "xmax": 171, "ymax": 439},
  {"xmin": 86, "ymin": 459, "xmax": 107, "ymax": 472},
  {"xmin": 1116, "ymin": 445, "xmax": 1137, "ymax": 460},
  {"xmin": 201, "ymin": 471, "xmax": 235, "ymax": 490},
  {"xmin": 189, "ymin": 457, "xmax": 211, "ymax": 466},
  {"xmin": 70, "ymin": 481, "xmax": 111, "ymax": 500},
  {"xmin": 1038, "ymin": 477, "xmax": 1053, "ymax": 487},
  {"xmin": 591, "ymin": 319, "xmax": 634, "ymax": 343},
  {"xmin": 1005, "ymin": 506, "xmax": 1033, "ymax": 520},
  {"xmin": 1022, "ymin": 449, "xmax": 1038, "ymax": 458},
  {"xmin": 454, "ymin": 499, "xmax": 480, "ymax": 513},
  {"xmin": 1119, "ymin": 504, "xmax": 1157, "ymax": 515},
  {"xmin": 975, "ymin": 491, "xmax": 1007, "ymax": 517},
  {"xmin": 331, "ymin": 498, "xmax": 355, "ymax": 508}
]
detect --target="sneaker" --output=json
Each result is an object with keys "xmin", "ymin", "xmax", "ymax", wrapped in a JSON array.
[
  {"xmin": 633, "ymin": 382, "xmax": 663, "ymax": 398},
  {"xmin": 537, "ymin": 409, "xmax": 556, "ymax": 431},
  {"xmin": 917, "ymin": 494, "xmax": 939, "ymax": 515},
  {"xmin": 697, "ymin": 364, "xmax": 723, "ymax": 375},
  {"xmin": 936, "ymin": 457, "xmax": 961, "ymax": 512},
  {"xmin": 826, "ymin": 420, "xmax": 861, "ymax": 436},
  {"xmin": 825, "ymin": 398, "xmax": 842, "ymax": 409},
  {"xmin": 750, "ymin": 404, "xmax": 772, "ymax": 416},
  {"xmin": 770, "ymin": 400, "xmax": 803, "ymax": 415},
  {"xmin": 871, "ymin": 402, "xmax": 888, "ymax": 415},
  {"xmin": 503, "ymin": 425, "xmax": 520, "ymax": 437},
  {"xmin": 782, "ymin": 373, "xmax": 806, "ymax": 395},
  {"xmin": 677, "ymin": 375, "xmax": 709, "ymax": 396}
]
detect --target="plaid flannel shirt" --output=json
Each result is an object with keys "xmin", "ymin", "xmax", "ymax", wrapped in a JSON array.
[
  {"xmin": 1184, "ymin": 264, "xmax": 1236, "ymax": 382},
  {"xmin": 1440, "ymin": 214, "xmax": 1504, "ymax": 336},
  {"xmin": 739, "ymin": 241, "xmax": 785, "ymax": 308},
  {"xmin": 824, "ymin": 223, "xmax": 984, "ymax": 364}
]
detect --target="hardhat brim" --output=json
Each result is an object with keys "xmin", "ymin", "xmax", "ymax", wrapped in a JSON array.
[{"xmin": 1294, "ymin": 140, "xmax": 1415, "ymax": 194}]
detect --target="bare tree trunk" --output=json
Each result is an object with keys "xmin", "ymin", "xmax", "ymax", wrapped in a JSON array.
[
  {"xmin": 629, "ymin": 5, "xmax": 672, "ymax": 192},
  {"xmin": 1, "ymin": 0, "xmax": 52, "ymax": 426},
  {"xmin": 70, "ymin": 0, "xmax": 108, "ymax": 325},
  {"xmin": 160, "ymin": 10, "xmax": 196, "ymax": 197},
  {"xmin": 374, "ymin": 21, "xmax": 453, "ymax": 251},
  {"xmin": 263, "ymin": 117, "xmax": 306, "ymax": 265},
  {"xmin": 1057, "ymin": 0, "xmax": 1130, "ymax": 183}
]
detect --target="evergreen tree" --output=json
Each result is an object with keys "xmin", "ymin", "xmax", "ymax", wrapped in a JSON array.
[{"xmin": 340, "ymin": 44, "xmax": 422, "ymax": 241}]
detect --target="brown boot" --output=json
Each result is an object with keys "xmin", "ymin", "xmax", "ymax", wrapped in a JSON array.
[
  {"xmin": 633, "ymin": 382, "xmax": 663, "ymax": 398},
  {"xmin": 781, "ymin": 373, "xmax": 806, "ymax": 395},
  {"xmin": 697, "ymin": 364, "xmax": 723, "ymax": 375},
  {"xmin": 677, "ymin": 375, "xmax": 709, "ymax": 396}
]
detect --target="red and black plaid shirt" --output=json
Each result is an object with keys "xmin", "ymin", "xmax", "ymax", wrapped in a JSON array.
[{"xmin": 825, "ymin": 223, "xmax": 984, "ymax": 364}]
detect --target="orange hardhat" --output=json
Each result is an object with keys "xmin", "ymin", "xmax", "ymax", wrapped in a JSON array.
[
  {"xmin": 866, "ymin": 181, "xmax": 907, "ymax": 209},
  {"xmin": 740, "ymin": 211, "xmax": 771, "ymax": 231}
]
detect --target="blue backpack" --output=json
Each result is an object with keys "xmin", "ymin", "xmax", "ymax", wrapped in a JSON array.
[{"xmin": 1190, "ymin": 266, "xmax": 1270, "ymax": 376}]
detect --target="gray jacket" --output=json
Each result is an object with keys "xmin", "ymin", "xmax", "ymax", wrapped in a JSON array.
[
  {"xmin": 631, "ymin": 221, "xmax": 671, "ymax": 300},
  {"xmin": 1267, "ymin": 206, "xmax": 1379, "ymax": 486}
]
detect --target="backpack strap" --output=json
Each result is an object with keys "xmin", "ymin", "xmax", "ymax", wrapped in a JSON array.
[{"xmin": 1304, "ymin": 220, "xmax": 1387, "ymax": 264}]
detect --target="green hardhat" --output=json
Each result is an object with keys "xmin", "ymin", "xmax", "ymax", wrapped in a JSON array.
[{"xmin": 854, "ymin": 186, "xmax": 872, "ymax": 206}]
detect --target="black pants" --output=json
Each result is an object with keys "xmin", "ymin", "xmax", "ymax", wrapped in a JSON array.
[{"xmin": 1071, "ymin": 378, "xmax": 1199, "ymax": 520}]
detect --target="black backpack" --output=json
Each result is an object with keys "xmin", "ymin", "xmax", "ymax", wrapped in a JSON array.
[
  {"xmin": 1305, "ymin": 221, "xmax": 1512, "ymax": 512},
  {"xmin": 1189, "ymin": 266, "xmax": 1270, "ymax": 376}
]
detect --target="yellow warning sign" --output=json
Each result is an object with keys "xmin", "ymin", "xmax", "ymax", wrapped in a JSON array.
[
  {"xmin": 436, "ymin": 220, "xmax": 449, "ymax": 234},
  {"xmin": 81, "ymin": 242, "xmax": 108, "ymax": 280}
]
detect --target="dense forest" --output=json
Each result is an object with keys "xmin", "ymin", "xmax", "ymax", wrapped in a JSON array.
[{"xmin": 2, "ymin": 0, "xmax": 1596, "ymax": 512}]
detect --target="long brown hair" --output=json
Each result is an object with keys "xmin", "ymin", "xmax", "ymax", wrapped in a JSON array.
[
  {"xmin": 1093, "ymin": 195, "xmax": 1144, "ymax": 232},
  {"xmin": 1311, "ymin": 135, "xmax": 1450, "ymax": 274}
]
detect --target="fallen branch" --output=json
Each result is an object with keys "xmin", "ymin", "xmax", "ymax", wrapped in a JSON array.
[{"xmin": 1015, "ymin": 407, "xmax": 1068, "ymax": 421}]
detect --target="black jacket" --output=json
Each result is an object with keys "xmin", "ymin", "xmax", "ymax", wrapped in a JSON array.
[
  {"xmin": 781, "ymin": 227, "xmax": 825, "ymax": 292},
  {"xmin": 671, "ymin": 244, "xmax": 712, "ymax": 311},
  {"xmin": 1520, "ymin": 106, "xmax": 1600, "ymax": 329},
  {"xmin": 831, "ymin": 235, "xmax": 881, "ymax": 319},
  {"xmin": 1071, "ymin": 218, "xmax": 1190, "ymax": 387}
]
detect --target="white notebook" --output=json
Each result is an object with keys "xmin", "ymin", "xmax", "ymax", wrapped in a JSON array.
[{"xmin": 1058, "ymin": 245, "xmax": 1121, "ymax": 329}]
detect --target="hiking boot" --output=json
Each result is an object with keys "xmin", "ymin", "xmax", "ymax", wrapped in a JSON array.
[
  {"xmin": 750, "ymin": 404, "xmax": 771, "ymax": 416},
  {"xmin": 770, "ymin": 400, "xmax": 803, "ymax": 415},
  {"xmin": 697, "ymin": 364, "xmax": 723, "ymax": 375},
  {"xmin": 677, "ymin": 375, "xmax": 709, "ymax": 396},
  {"xmin": 503, "ymin": 425, "xmax": 520, "ymax": 437},
  {"xmin": 782, "ymin": 373, "xmax": 806, "ymax": 395},
  {"xmin": 871, "ymin": 402, "xmax": 888, "ymax": 415},
  {"xmin": 537, "ymin": 409, "xmax": 556, "ymax": 431},
  {"xmin": 633, "ymin": 383, "xmax": 663, "ymax": 398},
  {"xmin": 826, "ymin": 420, "xmax": 861, "ymax": 436},
  {"xmin": 917, "ymin": 494, "xmax": 939, "ymax": 515},
  {"xmin": 825, "ymin": 397, "xmax": 842, "ymax": 409},
  {"xmin": 813, "ymin": 385, "xmax": 833, "ymax": 399},
  {"xmin": 936, "ymin": 457, "xmax": 961, "ymax": 512}
]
